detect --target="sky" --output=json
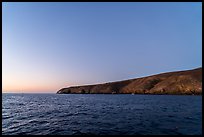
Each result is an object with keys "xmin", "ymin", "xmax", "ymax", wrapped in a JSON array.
[{"xmin": 2, "ymin": 2, "xmax": 202, "ymax": 93}]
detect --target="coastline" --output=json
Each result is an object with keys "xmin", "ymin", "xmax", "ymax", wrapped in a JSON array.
[
  {"xmin": 56, "ymin": 93, "xmax": 202, "ymax": 95},
  {"xmin": 57, "ymin": 68, "xmax": 202, "ymax": 95}
]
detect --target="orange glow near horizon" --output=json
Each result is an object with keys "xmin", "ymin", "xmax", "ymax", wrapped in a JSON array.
[
  {"xmin": 2, "ymin": 87, "xmax": 58, "ymax": 93},
  {"xmin": 2, "ymin": 73, "xmax": 89, "ymax": 93},
  {"xmin": 2, "ymin": 85, "xmax": 61, "ymax": 93},
  {"xmin": 2, "ymin": 77, "xmax": 74, "ymax": 93}
]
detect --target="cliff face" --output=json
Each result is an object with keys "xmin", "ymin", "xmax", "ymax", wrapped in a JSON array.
[{"xmin": 57, "ymin": 67, "xmax": 202, "ymax": 95}]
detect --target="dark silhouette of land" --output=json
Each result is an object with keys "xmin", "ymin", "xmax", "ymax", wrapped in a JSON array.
[{"xmin": 57, "ymin": 67, "xmax": 202, "ymax": 95}]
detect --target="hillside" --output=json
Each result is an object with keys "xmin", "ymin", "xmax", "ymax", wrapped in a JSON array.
[{"xmin": 57, "ymin": 67, "xmax": 202, "ymax": 95}]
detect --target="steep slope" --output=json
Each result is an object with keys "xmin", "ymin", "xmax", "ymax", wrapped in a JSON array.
[{"xmin": 57, "ymin": 67, "xmax": 202, "ymax": 95}]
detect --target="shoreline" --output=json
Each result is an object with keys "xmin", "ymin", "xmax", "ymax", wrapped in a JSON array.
[{"xmin": 2, "ymin": 93, "xmax": 202, "ymax": 96}]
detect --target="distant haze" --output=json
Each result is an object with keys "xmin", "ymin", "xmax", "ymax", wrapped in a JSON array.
[{"xmin": 2, "ymin": 2, "xmax": 202, "ymax": 93}]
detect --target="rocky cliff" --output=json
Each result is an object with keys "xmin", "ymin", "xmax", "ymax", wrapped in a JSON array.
[{"xmin": 57, "ymin": 67, "xmax": 202, "ymax": 95}]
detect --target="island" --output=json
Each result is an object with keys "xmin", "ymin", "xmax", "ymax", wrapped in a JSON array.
[{"xmin": 57, "ymin": 67, "xmax": 202, "ymax": 95}]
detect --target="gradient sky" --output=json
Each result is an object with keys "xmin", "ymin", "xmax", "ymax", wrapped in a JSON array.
[{"xmin": 2, "ymin": 2, "xmax": 202, "ymax": 93}]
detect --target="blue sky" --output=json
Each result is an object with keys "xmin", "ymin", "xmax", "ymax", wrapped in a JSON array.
[{"xmin": 2, "ymin": 2, "xmax": 202, "ymax": 93}]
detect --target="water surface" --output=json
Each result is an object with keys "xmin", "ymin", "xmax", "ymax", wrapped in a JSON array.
[{"xmin": 2, "ymin": 94, "xmax": 202, "ymax": 135}]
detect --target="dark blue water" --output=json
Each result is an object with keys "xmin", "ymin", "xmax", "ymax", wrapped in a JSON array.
[{"xmin": 2, "ymin": 93, "xmax": 202, "ymax": 135}]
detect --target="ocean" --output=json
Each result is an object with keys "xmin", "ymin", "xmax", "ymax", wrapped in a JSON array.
[{"xmin": 2, "ymin": 93, "xmax": 202, "ymax": 135}]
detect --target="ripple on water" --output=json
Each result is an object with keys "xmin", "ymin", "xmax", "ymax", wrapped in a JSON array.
[{"xmin": 2, "ymin": 94, "xmax": 202, "ymax": 135}]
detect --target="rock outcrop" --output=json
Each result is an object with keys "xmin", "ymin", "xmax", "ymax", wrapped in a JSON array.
[{"xmin": 57, "ymin": 67, "xmax": 202, "ymax": 95}]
